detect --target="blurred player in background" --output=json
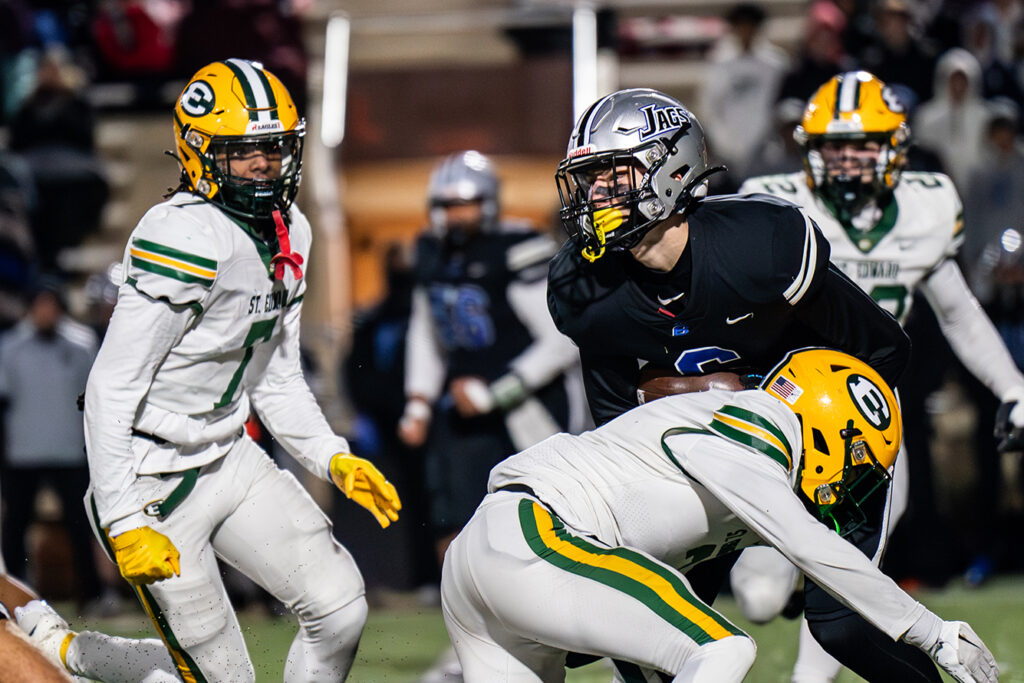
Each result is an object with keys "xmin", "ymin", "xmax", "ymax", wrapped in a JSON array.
[
  {"xmin": 399, "ymin": 150, "xmax": 585, "ymax": 562},
  {"xmin": 81, "ymin": 58, "xmax": 400, "ymax": 682},
  {"xmin": 400, "ymin": 151, "xmax": 585, "ymax": 682},
  {"xmin": 440, "ymin": 349, "xmax": 997, "ymax": 683},
  {"xmin": 736, "ymin": 70, "xmax": 1024, "ymax": 682}
]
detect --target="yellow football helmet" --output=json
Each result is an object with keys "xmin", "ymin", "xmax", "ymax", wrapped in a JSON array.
[
  {"xmin": 762, "ymin": 348, "xmax": 901, "ymax": 536},
  {"xmin": 795, "ymin": 71, "xmax": 909, "ymax": 219},
  {"xmin": 173, "ymin": 58, "xmax": 305, "ymax": 219}
]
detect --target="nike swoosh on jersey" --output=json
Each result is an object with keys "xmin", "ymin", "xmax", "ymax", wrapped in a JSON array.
[
  {"xmin": 657, "ymin": 292, "xmax": 686, "ymax": 306},
  {"xmin": 726, "ymin": 313, "xmax": 753, "ymax": 325}
]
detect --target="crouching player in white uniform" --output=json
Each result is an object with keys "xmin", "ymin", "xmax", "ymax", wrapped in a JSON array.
[
  {"xmin": 440, "ymin": 348, "xmax": 998, "ymax": 683},
  {"xmin": 71, "ymin": 59, "xmax": 402, "ymax": 683},
  {"xmin": 734, "ymin": 71, "xmax": 1024, "ymax": 683}
]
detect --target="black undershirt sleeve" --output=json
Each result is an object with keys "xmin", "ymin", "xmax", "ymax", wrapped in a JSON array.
[{"xmin": 794, "ymin": 264, "xmax": 911, "ymax": 387}]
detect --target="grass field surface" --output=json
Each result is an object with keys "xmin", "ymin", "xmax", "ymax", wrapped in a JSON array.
[{"xmin": 62, "ymin": 574, "xmax": 1024, "ymax": 682}]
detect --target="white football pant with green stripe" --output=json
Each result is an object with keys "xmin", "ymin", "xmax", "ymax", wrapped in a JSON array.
[
  {"xmin": 441, "ymin": 491, "xmax": 756, "ymax": 682},
  {"xmin": 88, "ymin": 436, "xmax": 366, "ymax": 683}
]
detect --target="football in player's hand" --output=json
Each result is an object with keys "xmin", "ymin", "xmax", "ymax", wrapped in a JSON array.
[{"xmin": 636, "ymin": 366, "xmax": 746, "ymax": 404}]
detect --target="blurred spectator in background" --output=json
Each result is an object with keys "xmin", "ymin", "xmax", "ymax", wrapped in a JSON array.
[
  {"xmin": 175, "ymin": 0, "xmax": 309, "ymax": 114},
  {"xmin": 0, "ymin": 0, "xmax": 35, "ymax": 124},
  {"xmin": 0, "ymin": 279, "xmax": 103, "ymax": 609},
  {"xmin": 964, "ymin": 6, "xmax": 1024, "ymax": 110},
  {"xmin": 8, "ymin": 48, "xmax": 108, "ymax": 270},
  {"xmin": 91, "ymin": 0, "xmax": 176, "ymax": 81},
  {"xmin": 0, "ymin": 149, "xmax": 36, "ymax": 331},
  {"xmin": 857, "ymin": 0, "xmax": 937, "ymax": 103},
  {"xmin": 960, "ymin": 100, "xmax": 1024, "ymax": 586},
  {"xmin": 746, "ymin": 97, "xmax": 806, "ymax": 177},
  {"xmin": 915, "ymin": 48, "xmax": 990, "ymax": 190},
  {"xmin": 698, "ymin": 2, "xmax": 788, "ymax": 184},
  {"xmin": 81, "ymin": 262, "xmax": 122, "ymax": 340},
  {"xmin": 778, "ymin": 0, "xmax": 854, "ymax": 102}
]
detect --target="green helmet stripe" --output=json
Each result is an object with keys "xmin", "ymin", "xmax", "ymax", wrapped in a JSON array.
[
  {"xmin": 251, "ymin": 66, "xmax": 279, "ymax": 120},
  {"xmin": 224, "ymin": 59, "xmax": 273, "ymax": 123}
]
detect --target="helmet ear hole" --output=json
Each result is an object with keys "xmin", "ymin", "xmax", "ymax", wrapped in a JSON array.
[{"xmin": 812, "ymin": 428, "xmax": 830, "ymax": 455}]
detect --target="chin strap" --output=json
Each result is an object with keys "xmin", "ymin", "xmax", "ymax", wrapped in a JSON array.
[{"xmin": 270, "ymin": 209, "xmax": 304, "ymax": 280}]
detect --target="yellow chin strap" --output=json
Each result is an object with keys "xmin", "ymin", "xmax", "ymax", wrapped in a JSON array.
[{"xmin": 581, "ymin": 207, "xmax": 625, "ymax": 262}]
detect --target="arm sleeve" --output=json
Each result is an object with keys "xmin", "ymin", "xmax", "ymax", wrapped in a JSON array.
[
  {"xmin": 794, "ymin": 264, "xmax": 911, "ymax": 386},
  {"xmin": 84, "ymin": 285, "xmax": 198, "ymax": 530},
  {"xmin": 921, "ymin": 259, "xmax": 1024, "ymax": 400},
  {"xmin": 673, "ymin": 435, "xmax": 927, "ymax": 639},
  {"xmin": 249, "ymin": 299, "xmax": 350, "ymax": 481},
  {"xmin": 505, "ymin": 277, "xmax": 581, "ymax": 390},
  {"xmin": 404, "ymin": 286, "xmax": 447, "ymax": 402}
]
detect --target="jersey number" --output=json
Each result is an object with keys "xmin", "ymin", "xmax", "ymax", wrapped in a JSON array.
[
  {"xmin": 868, "ymin": 284, "xmax": 908, "ymax": 321},
  {"xmin": 429, "ymin": 284, "xmax": 495, "ymax": 351},
  {"xmin": 673, "ymin": 346, "xmax": 741, "ymax": 374},
  {"xmin": 680, "ymin": 529, "xmax": 748, "ymax": 571},
  {"xmin": 215, "ymin": 318, "xmax": 277, "ymax": 409}
]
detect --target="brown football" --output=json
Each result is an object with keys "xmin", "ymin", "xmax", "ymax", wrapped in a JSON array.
[{"xmin": 636, "ymin": 366, "xmax": 746, "ymax": 404}]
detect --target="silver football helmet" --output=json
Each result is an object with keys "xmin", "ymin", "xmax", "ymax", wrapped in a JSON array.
[
  {"xmin": 556, "ymin": 88, "xmax": 717, "ymax": 261},
  {"xmin": 427, "ymin": 150, "xmax": 500, "ymax": 235}
]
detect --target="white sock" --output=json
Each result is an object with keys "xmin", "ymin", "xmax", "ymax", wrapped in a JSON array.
[
  {"xmin": 791, "ymin": 618, "xmax": 842, "ymax": 683},
  {"xmin": 67, "ymin": 631, "xmax": 180, "ymax": 683}
]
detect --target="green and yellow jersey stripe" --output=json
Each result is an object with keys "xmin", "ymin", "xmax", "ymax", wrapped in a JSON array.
[
  {"xmin": 517, "ymin": 498, "xmax": 743, "ymax": 644},
  {"xmin": 130, "ymin": 239, "xmax": 217, "ymax": 287},
  {"xmin": 708, "ymin": 404, "xmax": 792, "ymax": 471}
]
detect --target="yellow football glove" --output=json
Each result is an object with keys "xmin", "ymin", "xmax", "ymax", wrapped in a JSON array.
[
  {"xmin": 330, "ymin": 453, "xmax": 402, "ymax": 528},
  {"xmin": 110, "ymin": 526, "xmax": 181, "ymax": 585}
]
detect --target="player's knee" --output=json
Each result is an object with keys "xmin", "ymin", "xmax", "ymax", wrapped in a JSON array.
[
  {"xmin": 676, "ymin": 636, "xmax": 756, "ymax": 680},
  {"xmin": 303, "ymin": 596, "xmax": 368, "ymax": 651},
  {"xmin": 732, "ymin": 577, "xmax": 791, "ymax": 624}
]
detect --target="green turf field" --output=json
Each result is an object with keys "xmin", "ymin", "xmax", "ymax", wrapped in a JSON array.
[{"xmin": 64, "ymin": 574, "xmax": 1024, "ymax": 682}]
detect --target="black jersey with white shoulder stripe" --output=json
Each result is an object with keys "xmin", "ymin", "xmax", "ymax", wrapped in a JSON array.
[{"xmin": 548, "ymin": 194, "xmax": 910, "ymax": 424}]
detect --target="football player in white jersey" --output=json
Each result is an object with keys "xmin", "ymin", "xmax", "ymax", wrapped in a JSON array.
[
  {"xmin": 73, "ymin": 59, "xmax": 402, "ymax": 683},
  {"xmin": 734, "ymin": 70, "xmax": 1024, "ymax": 682},
  {"xmin": 440, "ymin": 348, "xmax": 998, "ymax": 683}
]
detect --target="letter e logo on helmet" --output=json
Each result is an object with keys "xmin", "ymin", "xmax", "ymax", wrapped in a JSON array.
[
  {"xmin": 181, "ymin": 81, "xmax": 216, "ymax": 117},
  {"xmin": 847, "ymin": 374, "xmax": 891, "ymax": 430}
]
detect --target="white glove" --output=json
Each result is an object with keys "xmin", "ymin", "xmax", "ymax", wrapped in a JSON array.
[
  {"xmin": 1001, "ymin": 384, "xmax": 1024, "ymax": 428},
  {"xmin": 930, "ymin": 621, "xmax": 999, "ymax": 683}
]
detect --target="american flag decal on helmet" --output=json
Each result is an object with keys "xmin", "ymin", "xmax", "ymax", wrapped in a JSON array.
[{"xmin": 770, "ymin": 375, "xmax": 804, "ymax": 404}]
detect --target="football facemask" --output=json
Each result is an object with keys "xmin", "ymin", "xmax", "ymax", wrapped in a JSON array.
[
  {"xmin": 795, "ymin": 71, "xmax": 909, "ymax": 222},
  {"xmin": 174, "ymin": 58, "xmax": 305, "ymax": 220},
  {"xmin": 762, "ymin": 348, "xmax": 902, "ymax": 537},
  {"xmin": 556, "ymin": 88, "xmax": 720, "ymax": 262}
]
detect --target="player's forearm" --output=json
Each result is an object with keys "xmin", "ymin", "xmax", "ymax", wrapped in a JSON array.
[
  {"xmin": 923, "ymin": 260, "xmax": 1024, "ymax": 399},
  {"xmin": 85, "ymin": 293, "xmax": 193, "ymax": 527},
  {"xmin": 404, "ymin": 288, "xmax": 446, "ymax": 402},
  {"xmin": 251, "ymin": 375, "xmax": 350, "ymax": 480},
  {"xmin": 682, "ymin": 441, "xmax": 924, "ymax": 639},
  {"xmin": 506, "ymin": 279, "xmax": 581, "ymax": 390}
]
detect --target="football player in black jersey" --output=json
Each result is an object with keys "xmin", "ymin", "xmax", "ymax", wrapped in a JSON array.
[
  {"xmin": 547, "ymin": 89, "xmax": 942, "ymax": 682},
  {"xmin": 399, "ymin": 150, "xmax": 585, "ymax": 565}
]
